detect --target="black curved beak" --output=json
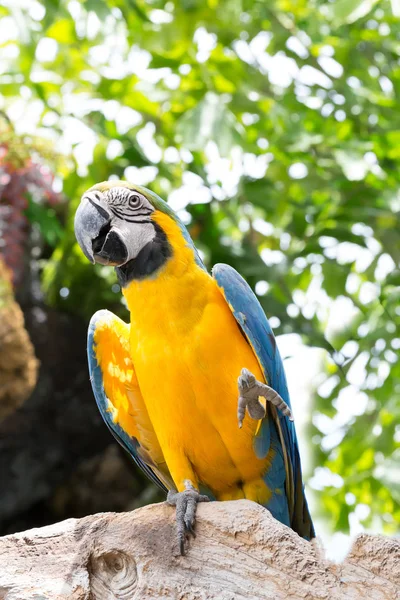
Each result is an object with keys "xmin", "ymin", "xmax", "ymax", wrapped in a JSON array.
[{"xmin": 74, "ymin": 197, "xmax": 112, "ymax": 264}]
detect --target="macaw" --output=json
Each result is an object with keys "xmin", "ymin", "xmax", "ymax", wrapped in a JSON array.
[{"xmin": 74, "ymin": 181, "xmax": 315, "ymax": 553}]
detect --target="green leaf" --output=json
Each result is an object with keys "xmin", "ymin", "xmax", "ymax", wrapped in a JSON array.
[
  {"xmin": 177, "ymin": 93, "xmax": 244, "ymax": 157},
  {"xmin": 85, "ymin": 0, "xmax": 111, "ymax": 19},
  {"xmin": 322, "ymin": 260, "xmax": 349, "ymax": 298},
  {"xmin": 46, "ymin": 18, "xmax": 76, "ymax": 44},
  {"xmin": 25, "ymin": 201, "xmax": 63, "ymax": 247},
  {"xmin": 331, "ymin": 0, "xmax": 380, "ymax": 25}
]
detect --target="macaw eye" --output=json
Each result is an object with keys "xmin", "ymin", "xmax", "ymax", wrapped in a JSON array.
[{"xmin": 128, "ymin": 194, "xmax": 141, "ymax": 208}]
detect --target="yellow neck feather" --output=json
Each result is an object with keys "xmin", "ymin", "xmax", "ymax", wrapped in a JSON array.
[{"xmin": 122, "ymin": 211, "xmax": 212, "ymax": 333}]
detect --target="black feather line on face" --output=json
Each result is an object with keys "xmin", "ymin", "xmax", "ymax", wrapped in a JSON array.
[
  {"xmin": 109, "ymin": 205, "xmax": 153, "ymax": 221},
  {"xmin": 113, "ymin": 217, "xmax": 153, "ymax": 224},
  {"xmin": 116, "ymin": 221, "xmax": 172, "ymax": 286}
]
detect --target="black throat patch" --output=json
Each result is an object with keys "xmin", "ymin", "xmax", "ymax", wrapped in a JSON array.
[{"xmin": 115, "ymin": 221, "xmax": 172, "ymax": 286}]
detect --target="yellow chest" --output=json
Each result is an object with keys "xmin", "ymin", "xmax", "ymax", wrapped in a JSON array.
[{"xmin": 122, "ymin": 213, "xmax": 269, "ymax": 493}]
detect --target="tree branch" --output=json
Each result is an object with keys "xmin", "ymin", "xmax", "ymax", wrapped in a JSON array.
[{"xmin": 0, "ymin": 500, "xmax": 398, "ymax": 599}]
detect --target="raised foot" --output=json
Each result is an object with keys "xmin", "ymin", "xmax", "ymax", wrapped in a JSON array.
[
  {"xmin": 237, "ymin": 367, "xmax": 293, "ymax": 428},
  {"xmin": 167, "ymin": 481, "xmax": 209, "ymax": 555}
]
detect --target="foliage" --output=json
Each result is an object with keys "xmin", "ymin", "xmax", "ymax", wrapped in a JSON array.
[
  {"xmin": 0, "ymin": 0, "xmax": 399, "ymax": 533},
  {"xmin": 0, "ymin": 116, "xmax": 62, "ymax": 285}
]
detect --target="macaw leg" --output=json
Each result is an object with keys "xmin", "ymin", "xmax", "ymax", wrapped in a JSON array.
[
  {"xmin": 237, "ymin": 367, "xmax": 294, "ymax": 428},
  {"xmin": 167, "ymin": 481, "xmax": 209, "ymax": 555}
]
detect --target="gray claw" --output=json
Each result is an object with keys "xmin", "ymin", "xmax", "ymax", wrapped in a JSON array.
[
  {"xmin": 237, "ymin": 367, "xmax": 293, "ymax": 428},
  {"xmin": 237, "ymin": 367, "xmax": 256, "ymax": 391},
  {"xmin": 167, "ymin": 484, "xmax": 209, "ymax": 555}
]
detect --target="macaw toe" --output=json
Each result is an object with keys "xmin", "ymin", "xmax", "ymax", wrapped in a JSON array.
[
  {"xmin": 167, "ymin": 486, "xmax": 209, "ymax": 555},
  {"xmin": 237, "ymin": 367, "xmax": 293, "ymax": 428}
]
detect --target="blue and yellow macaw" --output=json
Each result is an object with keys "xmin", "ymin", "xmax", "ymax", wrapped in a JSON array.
[{"xmin": 74, "ymin": 181, "xmax": 314, "ymax": 553}]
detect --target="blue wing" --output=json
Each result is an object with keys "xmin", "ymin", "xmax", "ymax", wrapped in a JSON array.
[
  {"xmin": 87, "ymin": 310, "xmax": 172, "ymax": 494},
  {"xmin": 212, "ymin": 264, "xmax": 315, "ymax": 539}
]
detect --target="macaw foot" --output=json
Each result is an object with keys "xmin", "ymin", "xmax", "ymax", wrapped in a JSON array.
[
  {"xmin": 167, "ymin": 481, "xmax": 210, "ymax": 555},
  {"xmin": 237, "ymin": 367, "xmax": 293, "ymax": 428}
]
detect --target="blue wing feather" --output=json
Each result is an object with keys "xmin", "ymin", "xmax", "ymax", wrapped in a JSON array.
[
  {"xmin": 87, "ymin": 313, "xmax": 168, "ymax": 494},
  {"xmin": 212, "ymin": 263, "xmax": 315, "ymax": 539}
]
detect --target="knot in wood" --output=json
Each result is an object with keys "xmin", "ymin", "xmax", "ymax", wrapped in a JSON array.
[{"xmin": 89, "ymin": 550, "xmax": 137, "ymax": 599}]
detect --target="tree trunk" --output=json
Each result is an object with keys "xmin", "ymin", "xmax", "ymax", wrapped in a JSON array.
[
  {"xmin": 0, "ymin": 258, "xmax": 38, "ymax": 423},
  {"xmin": 0, "ymin": 500, "xmax": 398, "ymax": 599}
]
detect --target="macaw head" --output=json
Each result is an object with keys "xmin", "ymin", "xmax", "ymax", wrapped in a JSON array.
[{"xmin": 74, "ymin": 180, "xmax": 203, "ymax": 285}]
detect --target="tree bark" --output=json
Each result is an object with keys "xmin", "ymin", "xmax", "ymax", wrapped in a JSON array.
[
  {"xmin": 0, "ymin": 500, "xmax": 398, "ymax": 600},
  {"xmin": 0, "ymin": 258, "xmax": 38, "ymax": 423}
]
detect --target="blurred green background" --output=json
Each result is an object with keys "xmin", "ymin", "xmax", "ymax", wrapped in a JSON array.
[{"xmin": 0, "ymin": 0, "xmax": 399, "ymax": 556}]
